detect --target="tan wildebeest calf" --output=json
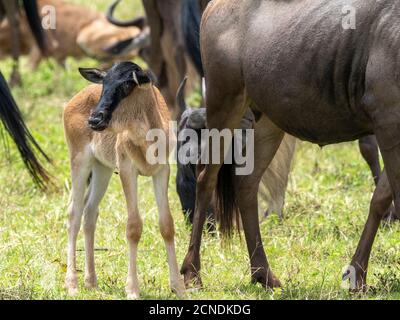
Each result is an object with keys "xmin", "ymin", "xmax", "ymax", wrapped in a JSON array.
[{"xmin": 63, "ymin": 61, "xmax": 184, "ymax": 299}]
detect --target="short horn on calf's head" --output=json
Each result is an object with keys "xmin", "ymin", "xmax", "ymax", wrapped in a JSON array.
[
  {"xmin": 131, "ymin": 69, "xmax": 151, "ymax": 87},
  {"xmin": 132, "ymin": 71, "xmax": 139, "ymax": 86}
]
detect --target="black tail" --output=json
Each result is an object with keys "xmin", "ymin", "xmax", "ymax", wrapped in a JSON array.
[
  {"xmin": 215, "ymin": 153, "xmax": 240, "ymax": 238},
  {"xmin": 0, "ymin": 72, "xmax": 50, "ymax": 189},
  {"xmin": 181, "ymin": 0, "xmax": 204, "ymax": 76},
  {"xmin": 22, "ymin": 0, "xmax": 47, "ymax": 54}
]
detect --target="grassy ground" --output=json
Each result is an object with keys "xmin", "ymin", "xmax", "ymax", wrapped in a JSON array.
[{"xmin": 1, "ymin": 0, "xmax": 400, "ymax": 300}]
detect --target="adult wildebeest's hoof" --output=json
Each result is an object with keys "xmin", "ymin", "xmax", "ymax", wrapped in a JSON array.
[
  {"xmin": 251, "ymin": 269, "xmax": 282, "ymax": 288},
  {"xmin": 181, "ymin": 267, "xmax": 203, "ymax": 289}
]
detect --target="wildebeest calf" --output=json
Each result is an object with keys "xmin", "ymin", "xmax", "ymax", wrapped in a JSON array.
[{"xmin": 63, "ymin": 61, "xmax": 184, "ymax": 299}]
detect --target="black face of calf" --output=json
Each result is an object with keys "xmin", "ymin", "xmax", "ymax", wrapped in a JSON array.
[{"xmin": 79, "ymin": 61, "xmax": 150, "ymax": 132}]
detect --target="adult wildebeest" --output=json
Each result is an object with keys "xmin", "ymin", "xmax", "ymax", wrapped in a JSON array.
[
  {"xmin": 107, "ymin": 0, "xmax": 196, "ymax": 117},
  {"xmin": 181, "ymin": 0, "xmax": 400, "ymax": 291},
  {"xmin": 0, "ymin": 0, "xmax": 50, "ymax": 188},
  {"xmin": 0, "ymin": 0, "xmax": 47, "ymax": 86},
  {"xmin": 0, "ymin": 0, "xmax": 147, "ymax": 70},
  {"xmin": 180, "ymin": 0, "xmax": 391, "ymax": 221}
]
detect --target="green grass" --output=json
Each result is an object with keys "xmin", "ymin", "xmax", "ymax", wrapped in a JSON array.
[{"xmin": 1, "ymin": 0, "xmax": 400, "ymax": 301}]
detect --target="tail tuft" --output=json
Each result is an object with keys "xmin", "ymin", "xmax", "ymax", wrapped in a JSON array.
[
  {"xmin": 215, "ymin": 162, "xmax": 240, "ymax": 238},
  {"xmin": 0, "ymin": 72, "xmax": 51, "ymax": 190}
]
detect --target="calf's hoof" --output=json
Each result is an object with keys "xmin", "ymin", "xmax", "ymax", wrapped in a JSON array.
[
  {"xmin": 171, "ymin": 279, "xmax": 186, "ymax": 299},
  {"xmin": 127, "ymin": 292, "xmax": 140, "ymax": 300},
  {"xmin": 84, "ymin": 275, "xmax": 98, "ymax": 290},
  {"xmin": 182, "ymin": 268, "xmax": 203, "ymax": 289},
  {"xmin": 126, "ymin": 280, "xmax": 140, "ymax": 300},
  {"xmin": 65, "ymin": 273, "xmax": 79, "ymax": 296}
]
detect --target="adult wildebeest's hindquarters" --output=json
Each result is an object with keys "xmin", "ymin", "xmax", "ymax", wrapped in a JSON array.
[{"xmin": 181, "ymin": 0, "xmax": 400, "ymax": 290}]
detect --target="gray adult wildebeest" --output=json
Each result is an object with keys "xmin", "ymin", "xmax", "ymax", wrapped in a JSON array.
[{"xmin": 181, "ymin": 0, "xmax": 399, "ymax": 291}]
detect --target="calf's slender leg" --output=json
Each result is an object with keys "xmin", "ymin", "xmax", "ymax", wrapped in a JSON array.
[
  {"xmin": 237, "ymin": 116, "xmax": 284, "ymax": 288},
  {"xmin": 65, "ymin": 150, "xmax": 92, "ymax": 295},
  {"xmin": 119, "ymin": 159, "xmax": 142, "ymax": 300},
  {"xmin": 83, "ymin": 161, "xmax": 113, "ymax": 289},
  {"xmin": 153, "ymin": 165, "xmax": 185, "ymax": 298}
]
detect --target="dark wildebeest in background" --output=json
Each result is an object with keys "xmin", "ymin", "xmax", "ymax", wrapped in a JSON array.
[
  {"xmin": 181, "ymin": 0, "xmax": 400, "ymax": 291},
  {"xmin": 107, "ymin": 0, "xmax": 198, "ymax": 118},
  {"xmin": 0, "ymin": 0, "xmax": 47, "ymax": 86},
  {"xmin": 0, "ymin": 0, "xmax": 50, "ymax": 188},
  {"xmin": 176, "ymin": 76, "xmax": 296, "ymax": 227},
  {"xmin": 0, "ymin": 0, "xmax": 148, "ymax": 70}
]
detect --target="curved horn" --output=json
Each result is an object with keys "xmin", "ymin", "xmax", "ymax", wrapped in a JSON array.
[
  {"xmin": 102, "ymin": 28, "xmax": 151, "ymax": 56},
  {"xmin": 106, "ymin": 0, "xmax": 146, "ymax": 28}
]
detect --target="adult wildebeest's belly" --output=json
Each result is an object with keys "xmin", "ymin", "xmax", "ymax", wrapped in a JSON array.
[{"xmin": 241, "ymin": 0, "xmax": 377, "ymax": 145}]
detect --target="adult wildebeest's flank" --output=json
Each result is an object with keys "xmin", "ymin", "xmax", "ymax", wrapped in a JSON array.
[
  {"xmin": 0, "ymin": 0, "xmax": 147, "ymax": 70},
  {"xmin": 0, "ymin": 0, "xmax": 47, "ymax": 86},
  {"xmin": 179, "ymin": 0, "xmax": 387, "ymax": 222},
  {"xmin": 0, "ymin": 0, "xmax": 50, "ymax": 188},
  {"xmin": 63, "ymin": 62, "xmax": 184, "ymax": 299},
  {"xmin": 181, "ymin": 0, "xmax": 400, "ymax": 291}
]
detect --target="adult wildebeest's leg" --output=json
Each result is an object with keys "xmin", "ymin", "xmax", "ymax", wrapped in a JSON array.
[
  {"xmin": 349, "ymin": 169, "xmax": 392, "ymax": 290},
  {"xmin": 119, "ymin": 158, "xmax": 142, "ymax": 300},
  {"xmin": 153, "ymin": 165, "xmax": 185, "ymax": 297},
  {"xmin": 358, "ymin": 136, "xmax": 381, "ymax": 185},
  {"xmin": 181, "ymin": 0, "xmax": 249, "ymax": 286},
  {"xmin": 349, "ymin": 49, "xmax": 400, "ymax": 289},
  {"xmin": 65, "ymin": 149, "xmax": 92, "ymax": 295},
  {"xmin": 181, "ymin": 91, "xmax": 250, "ymax": 287},
  {"xmin": 82, "ymin": 161, "xmax": 113, "ymax": 289},
  {"xmin": 237, "ymin": 116, "xmax": 284, "ymax": 287},
  {"xmin": 3, "ymin": 0, "xmax": 22, "ymax": 87}
]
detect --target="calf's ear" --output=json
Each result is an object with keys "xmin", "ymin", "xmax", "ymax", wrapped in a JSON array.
[{"xmin": 78, "ymin": 68, "xmax": 106, "ymax": 84}]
